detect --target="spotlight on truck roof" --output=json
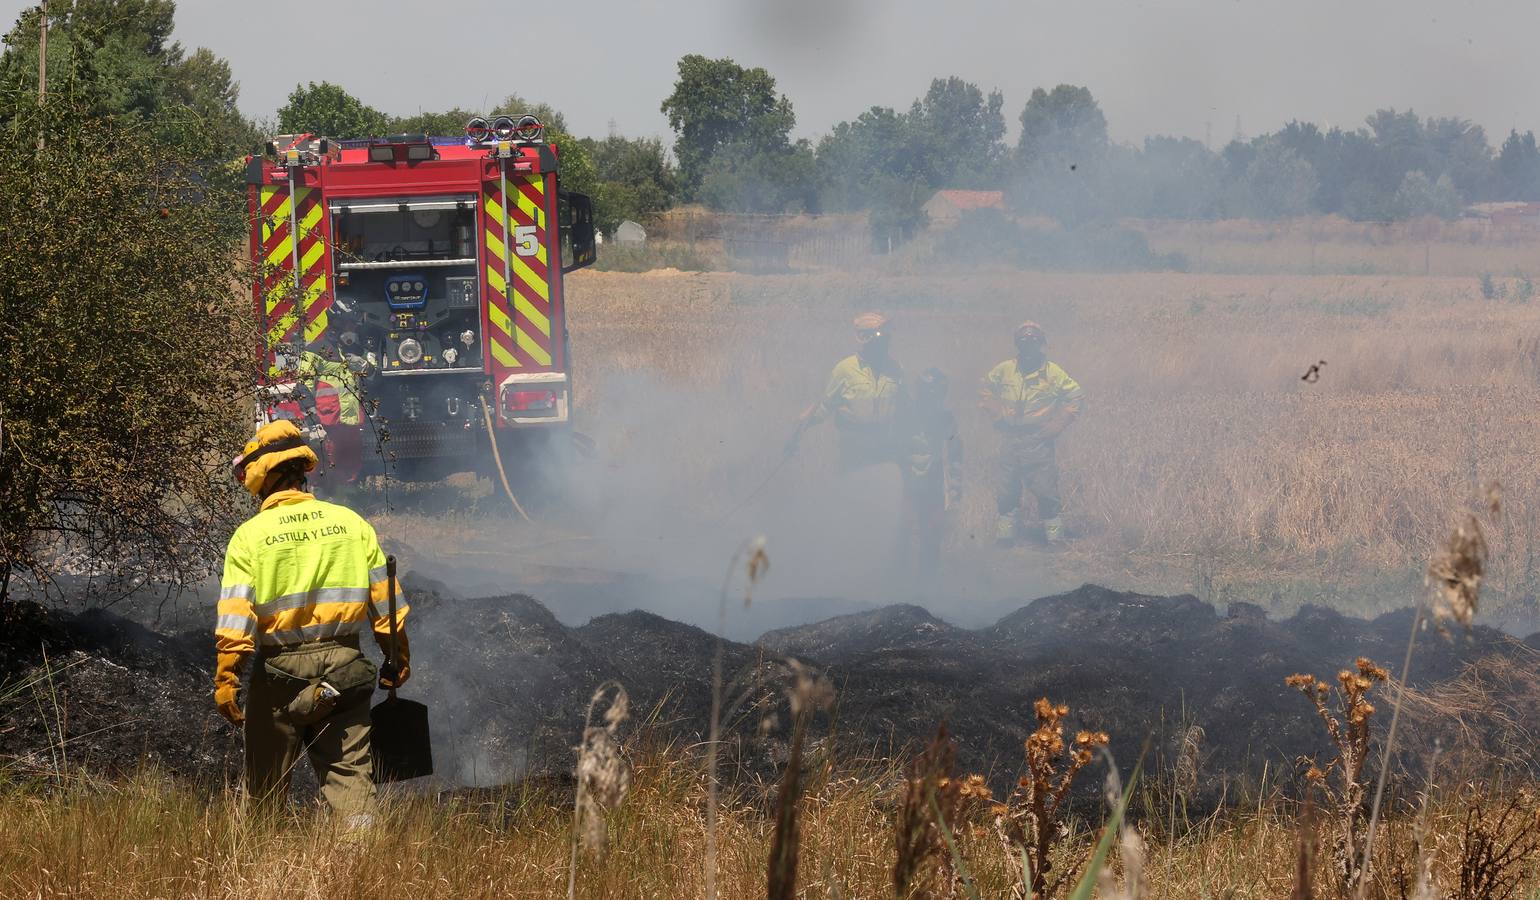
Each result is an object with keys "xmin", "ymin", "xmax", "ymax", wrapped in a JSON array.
[
  {"xmin": 368, "ymin": 142, "xmax": 394, "ymax": 162},
  {"xmin": 465, "ymin": 117, "xmax": 490, "ymax": 143},
  {"xmin": 491, "ymin": 116, "xmax": 517, "ymax": 141},
  {"xmin": 515, "ymin": 116, "xmax": 544, "ymax": 142}
]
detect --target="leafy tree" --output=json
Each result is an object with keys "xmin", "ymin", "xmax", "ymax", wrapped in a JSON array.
[
  {"xmin": 277, "ymin": 81, "xmax": 389, "ymax": 138},
  {"xmin": 390, "ymin": 107, "xmax": 480, "ymax": 137},
  {"xmin": 816, "ymin": 105, "xmax": 923, "ymax": 211},
  {"xmin": 696, "ymin": 138, "xmax": 816, "ymax": 213},
  {"xmin": 1393, "ymin": 170, "xmax": 1462, "ymax": 219},
  {"xmin": 0, "ymin": 99, "xmax": 254, "ymax": 603},
  {"xmin": 1117, "ymin": 136, "xmax": 1223, "ymax": 219},
  {"xmin": 1315, "ymin": 127, "xmax": 1381, "ymax": 217},
  {"xmin": 906, "ymin": 76, "xmax": 1006, "ymax": 187},
  {"xmin": 581, "ymin": 134, "xmax": 677, "ymax": 233},
  {"xmin": 494, "ymin": 93, "xmax": 567, "ymax": 134},
  {"xmin": 1237, "ymin": 138, "xmax": 1317, "ymax": 218},
  {"xmin": 1424, "ymin": 116, "xmax": 1491, "ymax": 202},
  {"xmin": 1497, "ymin": 130, "xmax": 1540, "ymax": 201},
  {"xmin": 1013, "ymin": 85, "xmax": 1110, "ymax": 224},
  {"xmin": 0, "ymin": 0, "xmax": 257, "ymax": 159},
  {"xmin": 1016, "ymin": 84, "xmax": 1107, "ymax": 169},
  {"xmin": 1363, "ymin": 108, "xmax": 1430, "ymax": 195},
  {"xmin": 661, "ymin": 54, "xmax": 795, "ymax": 197}
]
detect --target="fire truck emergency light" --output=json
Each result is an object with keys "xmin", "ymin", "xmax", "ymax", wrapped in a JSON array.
[
  {"xmin": 491, "ymin": 116, "xmax": 517, "ymax": 141},
  {"xmin": 515, "ymin": 116, "xmax": 543, "ymax": 142},
  {"xmin": 465, "ymin": 117, "xmax": 490, "ymax": 143},
  {"xmin": 368, "ymin": 143, "xmax": 394, "ymax": 162}
]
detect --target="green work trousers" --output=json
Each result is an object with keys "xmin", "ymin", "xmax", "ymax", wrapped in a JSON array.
[
  {"xmin": 995, "ymin": 435, "xmax": 1062, "ymax": 521},
  {"xmin": 245, "ymin": 639, "xmax": 375, "ymax": 818}
]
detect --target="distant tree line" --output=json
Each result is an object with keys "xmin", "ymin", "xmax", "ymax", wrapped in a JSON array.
[
  {"xmin": 654, "ymin": 56, "xmax": 1540, "ymax": 241},
  {"xmin": 7, "ymin": 2, "xmax": 1540, "ymax": 244}
]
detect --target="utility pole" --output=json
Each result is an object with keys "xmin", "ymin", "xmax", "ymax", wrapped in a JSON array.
[
  {"xmin": 36, "ymin": 0, "xmax": 47, "ymax": 150},
  {"xmin": 37, "ymin": 0, "xmax": 47, "ymax": 104}
]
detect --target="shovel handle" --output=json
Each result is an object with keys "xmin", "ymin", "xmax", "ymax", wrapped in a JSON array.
[{"xmin": 385, "ymin": 554, "xmax": 398, "ymax": 702}]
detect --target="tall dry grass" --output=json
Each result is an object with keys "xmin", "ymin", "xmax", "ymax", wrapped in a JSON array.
[
  {"xmin": 5, "ymin": 745, "xmax": 1540, "ymax": 898},
  {"xmin": 564, "ymin": 267, "xmax": 1540, "ymax": 621}
]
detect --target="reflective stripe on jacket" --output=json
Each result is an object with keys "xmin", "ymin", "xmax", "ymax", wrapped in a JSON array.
[
  {"xmin": 216, "ymin": 490, "xmax": 407, "ymax": 654},
  {"xmin": 810, "ymin": 354, "xmax": 905, "ymax": 430},
  {"xmin": 980, "ymin": 359, "xmax": 1084, "ymax": 432}
]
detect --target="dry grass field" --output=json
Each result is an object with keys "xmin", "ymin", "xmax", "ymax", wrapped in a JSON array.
[
  {"xmin": 561, "ymin": 264, "xmax": 1540, "ymax": 626},
  {"xmin": 6, "ymin": 735, "xmax": 1538, "ymax": 899},
  {"xmin": 1137, "ymin": 217, "xmax": 1540, "ymax": 277}
]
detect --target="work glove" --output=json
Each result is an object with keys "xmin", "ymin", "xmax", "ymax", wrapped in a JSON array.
[
  {"xmin": 215, "ymin": 683, "xmax": 244, "ymax": 726},
  {"xmin": 378, "ymin": 632, "xmax": 411, "ymax": 689},
  {"xmin": 214, "ymin": 650, "xmax": 246, "ymax": 725}
]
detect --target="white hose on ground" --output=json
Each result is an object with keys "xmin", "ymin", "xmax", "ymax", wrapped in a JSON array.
[{"xmin": 482, "ymin": 398, "xmax": 533, "ymax": 523}]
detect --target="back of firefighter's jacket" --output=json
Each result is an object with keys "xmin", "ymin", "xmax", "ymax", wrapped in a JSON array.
[{"xmin": 216, "ymin": 491, "xmax": 407, "ymax": 656}]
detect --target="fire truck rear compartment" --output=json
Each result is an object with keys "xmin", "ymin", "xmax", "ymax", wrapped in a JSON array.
[{"xmin": 330, "ymin": 197, "xmax": 483, "ymax": 373}]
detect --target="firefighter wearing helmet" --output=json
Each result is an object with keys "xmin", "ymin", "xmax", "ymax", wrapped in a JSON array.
[
  {"xmin": 980, "ymin": 321, "xmax": 1084, "ymax": 545},
  {"xmin": 293, "ymin": 298, "xmax": 372, "ymax": 490},
  {"xmin": 787, "ymin": 311, "xmax": 907, "ymax": 470},
  {"xmin": 215, "ymin": 420, "xmax": 411, "ymax": 824}
]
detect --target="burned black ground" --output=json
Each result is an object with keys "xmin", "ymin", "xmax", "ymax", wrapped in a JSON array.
[{"xmin": 2, "ymin": 583, "xmax": 1534, "ymax": 800}]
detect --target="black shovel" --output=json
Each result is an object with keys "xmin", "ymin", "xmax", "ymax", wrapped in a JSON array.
[{"xmin": 371, "ymin": 555, "xmax": 433, "ymax": 783}]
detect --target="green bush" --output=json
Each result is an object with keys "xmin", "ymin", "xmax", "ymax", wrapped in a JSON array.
[{"xmin": 0, "ymin": 101, "xmax": 255, "ymax": 603}]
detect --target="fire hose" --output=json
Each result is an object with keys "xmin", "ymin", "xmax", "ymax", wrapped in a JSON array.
[{"xmin": 481, "ymin": 397, "xmax": 534, "ymax": 523}]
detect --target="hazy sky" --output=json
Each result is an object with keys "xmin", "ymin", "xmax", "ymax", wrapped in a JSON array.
[{"xmin": 8, "ymin": 0, "xmax": 1540, "ymax": 146}]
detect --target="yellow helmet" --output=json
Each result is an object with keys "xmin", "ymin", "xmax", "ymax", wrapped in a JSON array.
[{"xmin": 233, "ymin": 420, "xmax": 317, "ymax": 497}]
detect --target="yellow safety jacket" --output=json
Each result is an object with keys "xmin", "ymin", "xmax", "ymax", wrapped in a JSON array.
[
  {"xmin": 215, "ymin": 490, "xmax": 407, "ymax": 657},
  {"xmin": 296, "ymin": 350, "xmax": 361, "ymax": 426},
  {"xmin": 980, "ymin": 359, "xmax": 1085, "ymax": 433},
  {"xmin": 809, "ymin": 354, "xmax": 905, "ymax": 430}
]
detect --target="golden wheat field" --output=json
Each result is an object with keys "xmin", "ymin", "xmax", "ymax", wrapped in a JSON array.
[{"xmin": 557, "ymin": 264, "xmax": 1540, "ymax": 625}]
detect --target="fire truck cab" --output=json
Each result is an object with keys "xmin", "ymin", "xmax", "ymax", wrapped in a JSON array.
[{"xmin": 246, "ymin": 116, "xmax": 595, "ymax": 484}]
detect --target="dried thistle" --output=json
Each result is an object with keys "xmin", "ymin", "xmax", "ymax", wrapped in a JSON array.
[
  {"xmin": 994, "ymin": 698, "xmax": 1111, "ymax": 898},
  {"xmin": 1428, "ymin": 513, "xmax": 1487, "ymax": 630},
  {"xmin": 1286, "ymin": 659, "xmax": 1388, "ymax": 889},
  {"xmin": 1174, "ymin": 724, "xmax": 1204, "ymax": 806},
  {"xmin": 767, "ymin": 659, "xmax": 832, "ymax": 900},
  {"xmin": 566, "ymin": 682, "xmax": 631, "ymax": 899},
  {"xmin": 894, "ymin": 724, "xmax": 972, "ymax": 899},
  {"xmin": 1454, "ymin": 786, "xmax": 1540, "ymax": 900}
]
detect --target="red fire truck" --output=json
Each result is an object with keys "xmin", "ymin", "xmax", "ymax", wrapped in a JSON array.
[{"xmin": 245, "ymin": 116, "xmax": 595, "ymax": 484}]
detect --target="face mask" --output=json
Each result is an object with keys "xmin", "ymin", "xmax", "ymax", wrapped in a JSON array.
[{"xmin": 1016, "ymin": 341, "xmax": 1045, "ymax": 368}]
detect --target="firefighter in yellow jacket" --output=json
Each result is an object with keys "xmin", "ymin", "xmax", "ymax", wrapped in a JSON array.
[
  {"xmin": 980, "ymin": 321, "xmax": 1085, "ymax": 545},
  {"xmin": 215, "ymin": 420, "xmax": 410, "ymax": 821},
  {"xmin": 787, "ymin": 311, "xmax": 906, "ymax": 471}
]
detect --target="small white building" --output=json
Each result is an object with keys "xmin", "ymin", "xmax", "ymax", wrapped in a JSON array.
[{"xmin": 614, "ymin": 220, "xmax": 647, "ymax": 244}]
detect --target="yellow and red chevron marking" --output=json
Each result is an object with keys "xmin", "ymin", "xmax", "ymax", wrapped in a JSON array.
[
  {"xmin": 257, "ymin": 184, "xmax": 330, "ymax": 348},
  {"xmin": 481, "ymin": 174, "xmax": 552, "ymax": 369}
]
